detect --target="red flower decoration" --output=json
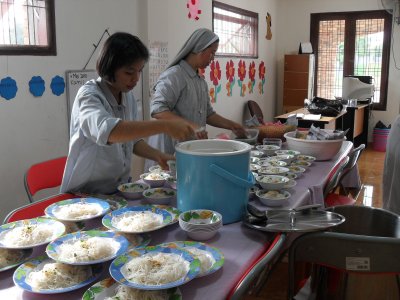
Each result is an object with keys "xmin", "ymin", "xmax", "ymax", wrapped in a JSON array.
[
  {"xmin": 238, "ymin": 60, "xmax": 246, "ymax": 81},
  {"xmin": 225, "ymin": 60, "xmax": 235, "ymax": 82},
  {"xmin": 209, "ymin": 60, "xmax": 221, "ymax": 86},
  {"xmin": 249, "ymin": 61, "xmax": 256, "ymax": 81},
  {"xmin": 259, "ymin": 61, "xmax": 266, "ymax": 80}
]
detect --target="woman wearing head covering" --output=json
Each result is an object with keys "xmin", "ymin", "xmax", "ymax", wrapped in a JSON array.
[
  {"xmin": 383, "ymin": 115, "xmax": 400, "ymax": 214},
  {"xmin": 148, "ymin": 28, "xmax": 246, "ymax": 155},
  {"xmin": 60, "ymin": 32, "xmax": 194, "ymax": 194}
]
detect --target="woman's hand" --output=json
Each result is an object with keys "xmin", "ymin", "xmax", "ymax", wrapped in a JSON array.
[
  {"xmin": 155, "ymin": 152, "xmax": 175, "ymax": 170},
  {"xmin": 164, "ymin": 120, "xmax": 195, "ymax": 141},
  {"xmin": 231, "ymin": 123, "xmax": 248, "ymax": 138}
]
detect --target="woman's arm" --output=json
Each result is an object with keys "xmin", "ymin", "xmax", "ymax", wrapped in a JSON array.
[
  {"xmin": 206, "ymin": 113, "xmax": 247, "ymax": 137},
  {"xmin": 133, "ymin": 140, "xmax": 174, "ymax": 170}
]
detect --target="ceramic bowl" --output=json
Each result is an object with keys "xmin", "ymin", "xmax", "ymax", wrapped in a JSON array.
[
  {"xmin": 250, "ymin": 164, "xmax": 261, "ymax": 172},
  {"xmin": 290, "ymin": 160, "xmax": 312, "ymax": 168},
  {"xmin": 256, "ymin": 189, "xmax": 291, "ymax": 207},
  {"xmin": 258, "ymin": 166, "xmax": 290, "ymax": 176},
  {"xmin": 250, "ymin": 157, "xmax": 261, "ymax": 164},
  {"xmin": 287, "ymin": 165, "xmax": 306, "ymax": 176},
  {"xmin": 256, "ymin": 174, "xmax": 290, "ymax": 190},
  {"xmin": 251, "ymin": 150, "xmax": 264, "ymax": 158},
  {"xmin": 179, "ymin": 209, "xmax": 222, "ymax": 241},
  {"xmin": 267, "ymin": 154, "xmax": 295, "ymax": 164},
  {"xmin": 258, "ymin": 159, "xmax": 287, "ymax": 167},
  {"xmin": 117, "ymin": 182, "xmax": 150, "ymax": 200},
  {"xmin": 256, "ymin": 144, "xmax": 281, "ymax": 156},
  {"xmin": 139, "ymin": 172, "xmax": 169, "ymax": 188},
  {"xmin": 296, "ymin": 155, "xmax": 316, "ymax": 163},
  {"xmin": 275, "ymin": 149, "xmax": 301, "ymax": 157},
  {"xmin": 142, "ymin": 187, "xmax": 176, "ymax": 205}
]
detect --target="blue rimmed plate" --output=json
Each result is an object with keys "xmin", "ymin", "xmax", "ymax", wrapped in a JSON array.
[
  {"xmin": 109, "ymin": 246, "xmax": 200, "ymax": 290},
  {"xmin": 46, "ymin": 230, "xmax": 129, "ymax": 265},
  {"xmin": 74, "ymin": 193, "xmax": 129, "ymax": 211},
  {"xmin": 102, "ymin": 205, "xmax": 173, "ymax": 233},
  {"xmin": 45, "ymin": 198, "xmax": 110, "ymax": 222},
  {"xmin": 0, "ymin": 217, "xmax": 65, "ymax": 249},
  {"xmin": 160, "ymin": 241, "xmax": 225, "ymax": 277},
  {"xmin": 152, "ymin": 205, "xmax": 181, "ymax": 224},
  {"xmin": 94, "ymin": 226, "xmax": 151, "ymax": 251},
  {"xmin": 13, "ymin": 255, "xmax": 103, "ymax": 294},
  {"xmin": 82, "ymin": 277, "xmax": 182, "ymax": 300},
  {"xmin": 0, "ymin": 248, "xmax": 33, "ymax": 272}
]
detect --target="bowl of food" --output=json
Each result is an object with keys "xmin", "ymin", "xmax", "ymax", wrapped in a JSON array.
[
  {"xmin": 256, "ymin": 144, "xmax": 281, "ymax": 156},
  {"xmin": 178, "ymin": 210, "xmax": 223, "ymax": 241},
  {"xmin": 266, "ymin": 154, "xmax": 295, "ymax": 164},
  {"xmin": 275, "ymin": 149, "xmax": 301, "ymax": 157},
  {"xmin": 256, "ymin": 189, "xmax": 291, "ymax": 207},
  {"xmin": 258, "ymin": 166, "xmax": 290, "ymax": 176},
  {"xmin": 258, "ymin": 159, "xmax": 287, "ymax": 167},
  {"xmin": 284, "ymin": 131, "xmax": 345, "ymax": 161},
  {"xmin": 250, "ymin": 164, "xmax": 261, "ymax": 172},
  {"xmin": 139, "ymin": 172, "xmax": 169, "ymax": 188},
  {"xmin": 287, "ymin": 165, "xmax": 306, "ymax": 176},
  {"xmin": 251, "ymin": 150, "xmax": 264, "ymax": 158},
  {"xmin": 142, "ymin": 187, "xmax": 176, "ymax": 205},
  {"xmin": 256, "ymin": 175, "xmax": 290, "ymax": 190},
  {"xmin": 290, "ymin": 160, "xmax": 312, "ymax": 168},
  {"xmin": 117, "ymin": 182, "xmax": 150, "ymax": 200}
]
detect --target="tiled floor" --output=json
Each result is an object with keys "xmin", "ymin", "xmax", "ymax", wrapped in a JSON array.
[{"xmin": 244, "ymin": 144, "xmax": 386, "ymax": 300}]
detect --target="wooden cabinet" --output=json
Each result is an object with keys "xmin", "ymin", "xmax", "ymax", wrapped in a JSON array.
[{"xmin": 282, "ymin": 54, "xmax": 315, "ymax": 113}]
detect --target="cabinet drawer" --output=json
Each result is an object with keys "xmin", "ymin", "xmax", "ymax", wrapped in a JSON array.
[
  {"xmin": 284, "ymin": 72, "xmax": 310, "ymax": 89},
  {"xmin": 283, "ymin": 89, "xmax": 308, "ymax": 106},
  {"xmin": 284, "ymin": 55, "xmax": 310, "ymax": 72}
]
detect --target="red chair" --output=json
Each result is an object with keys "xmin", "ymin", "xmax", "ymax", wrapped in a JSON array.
[
  {"xmin": 3, "ymin": 193, "xmax": 74, "ymax": 224},
  {"xmin": 24, "ymin": 156, "xmax": 67, "ymax": 203}
]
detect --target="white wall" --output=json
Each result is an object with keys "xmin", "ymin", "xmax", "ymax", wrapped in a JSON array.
[
  {"xmin": 276, "ymin": 0, "xmax": 400, "ymax": 135},
  {"xmin": 0, "ymin": 0, "xmax": 143, "ymax": 220}
]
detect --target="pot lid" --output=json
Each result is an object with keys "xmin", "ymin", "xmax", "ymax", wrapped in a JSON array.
[{"xmin": 243, "ymin": 209, "xmax": 345, "ymax": 233}]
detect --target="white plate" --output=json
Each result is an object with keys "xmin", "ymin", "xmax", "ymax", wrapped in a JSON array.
[{"xmin": 0, "ymin": 248, "xmax": 32, "ymax": 272}]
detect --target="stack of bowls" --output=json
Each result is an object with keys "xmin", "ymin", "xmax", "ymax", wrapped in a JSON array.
[{"xmin": 178, "ymin": 209, "xmax": 222, "ymax": 241}]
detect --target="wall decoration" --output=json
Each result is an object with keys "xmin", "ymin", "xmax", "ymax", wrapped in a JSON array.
[
  {"xmin": 237, "ymin": 60, "xmax": 247, "ymax": 97},
  {"xmin": 0, "ymin": 76, "xmax": 18, "ymax": 100},
  {"xmin": 149, "ymin": 41, "xmax": 169, "ymax": 96},
  {"xmin": 187, "ymin": 0, "xmax": 202, "ymax": 20},
  {"xmin": 258, "ymin": 61, "xmax": 266, "ymax": 94},
  {"xmin": 266, "ymin": 13, "xmax": 272, "ymax": 40},
  {"xmin": 209, "ymin": 60, "xmax": 221, "ymax": 103},
  {"xmin": 247, "ymin": 61, "xmax": 256, "ymax": 94},
  {"xmin": 50, "ymin": 75, "xmax": 65, "ymax": 96},
  {"xmin": 29, "ymin": 76, "xmax": 45, "ymax": 97},
  {"xmin": 225, "ymin": 60, "xmax": 236, "ymax": 96}
]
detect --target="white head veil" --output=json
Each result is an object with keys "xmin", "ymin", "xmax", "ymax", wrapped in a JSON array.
[{"xmin": 167, "ymin": 28, "xmax": 219, "ymax": 69}]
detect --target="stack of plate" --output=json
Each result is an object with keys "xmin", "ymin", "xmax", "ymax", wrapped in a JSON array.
[{"xmin": 179, "ymin": 210, "xmax": 222, "ymax": 241}]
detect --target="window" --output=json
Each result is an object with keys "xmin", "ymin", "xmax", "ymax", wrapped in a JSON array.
[
  {"xmin": 212, "ymin": 1, "xmax": 258, "ymax": 58},
  {"xmin": 0, "ymin": 0, "xmax": 56, "ymax": 55},
  {"xmin": 310, "ymin": 10, "xmax": 392, "ymax": 110}
]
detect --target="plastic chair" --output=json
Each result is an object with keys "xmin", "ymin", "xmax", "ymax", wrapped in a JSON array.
[
  {"xmin": 3, "ymin": 193, "xmax": 74, "ymax": 224},
  {"xmin": 247, "ymin": 100, "xmax": 265, "ymax": 124},
  {"xmin": 338, "ymin": 143, "xmax": 365, "ymax": 195},
  {"xmin": 288, "ymin": 206, "xmax": 400, "ymax": 299},
  {"xmin": 24, "ymin": 156, "xmax": 67, "ymax": 203}
]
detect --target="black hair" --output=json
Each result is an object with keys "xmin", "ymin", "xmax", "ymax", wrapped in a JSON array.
[{"xmin": 96, "ymin": 32, "xmax": 149, "ymax": 82}]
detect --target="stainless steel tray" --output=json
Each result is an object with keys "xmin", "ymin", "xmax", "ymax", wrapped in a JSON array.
[{"xmin": 243, "ymin": 209, "xmax": 346, "ymax": 232}]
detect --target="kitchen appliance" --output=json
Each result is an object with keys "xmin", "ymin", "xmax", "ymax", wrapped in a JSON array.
[{"xmin": 175, "ymin": 139, "xmax": 254, "ymax": 224}]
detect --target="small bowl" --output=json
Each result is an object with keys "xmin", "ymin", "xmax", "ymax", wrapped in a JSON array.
[
  {"xmin": 258, "ymin": 166, "xmax": 290, "ymax": 176},
  {"xmin": 256, "ymin": 189, "xmax": 291, "ymax": 207},
  {"xmin": 291, "ymin": 160, "xmax": 312, "ymax": 168},
  {"xmin": 256, "ymin": 175, "xmax": 290, "ymax": 190},
  {"xmin": 117, "ymin": 182, "xmax": 150, "ymax": 200},
  {"xmin": 275, "ymin": 149, "xmax": 301, "ymax": 157},
  {"xmin": 166, "ymin": 176, "xmax": 177, "ymax": 189},
  {"xmin": 249, "ymin": 185, "xmax": 260, "ymax": 199},
  {"xmin": 296, "ymin": 155, "xmax": 316, "ymax": 163},
  {"xmin": 250, "ymin": 164, "xmax": 261, "ymax": 172},
  {"xmin": 250, "ymin": 157, "xmax": 261, "ymax": 164},
  {"xmin": 258, "ymin": 159, "xmax": 287, "ymax": 167},
  {"xmin": 179, "ymin": 209, "xmax": 222, "ymax": 241},
  {"xmin": 283, "ymin": 172, "xmax": 298, "ymax": 180},
  {"xmin": 142, "ymin": 187, "xmax": 176, "ymax": 205},
  {"xmin": 251, "ymin": 150, "xmax": 264, "ymax": 158},
  {"xmin": 287, "ymin": 166, "xmax": 306, "ymax": 176},
  {"xmin": 267, "ymin": 154, "xmax": 295, "ymax": 164},
  {"xmin": 256, "ymin": 144, "xmax": 281, "ymax": 156},
  {"xmin": 140, "ymin": 172, "xmax": 169, "ymax": 187}
]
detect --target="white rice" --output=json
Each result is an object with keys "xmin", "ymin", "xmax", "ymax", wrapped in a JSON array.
[
  {"xmin": 112, "ymin": 211, "xmax": 163, "ymax": 232},
  {"xmin": 54, "ymin": 203, "xmax": 102, "ymax": 220},
  {"xmin": 105, "ymin": 285, "xmax": 169, "ymax": 300},
  {"xmin": 0, "ymin": 223, "xmax": 54, "ymax": 247}
]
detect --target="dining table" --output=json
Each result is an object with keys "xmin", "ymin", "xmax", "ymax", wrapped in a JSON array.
[{"xmin": 0, "ymin": 141, "xmax": 358, "ymax": 300}]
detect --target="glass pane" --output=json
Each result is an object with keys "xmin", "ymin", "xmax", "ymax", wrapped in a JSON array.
[
  {"xmin": 355, "ymin": 18, "xmax": 384, "ymax": 104},
  {"xmin": 317, "ymin": 20, "xmax": 345, "ymax": 99}
]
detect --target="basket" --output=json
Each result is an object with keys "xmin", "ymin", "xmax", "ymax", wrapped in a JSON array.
[{"xmin": 256, "ymin": 125, "xmax": 296, "ymax": 143}]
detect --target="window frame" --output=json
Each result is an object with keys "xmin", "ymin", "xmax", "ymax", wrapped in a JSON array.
[
  {"xmin": 310, "ymin": 10, "xmax": 392, "ymax": 111},
  {"xmin": 212, "ymin": 0, "xmax": 258, "ymax": 58},
  {"xmin": 0, "ymin": 0, "xmax": 57, "ymax": 56}
]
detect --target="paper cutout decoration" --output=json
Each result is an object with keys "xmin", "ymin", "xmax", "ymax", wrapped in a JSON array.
[
  {"xmin": 258, "ymin": 61, "xmax": 266, "ymax": 94},
  {"xmin": 209, "ymin": 60, "xmax": 221, "ymax": 103},
  {"xmin": 0, "ymin": 76, "xmax": 18, "ymax": 100},
  {"xmin": 29, "ymin": 76, "xmax": 45, "ymax": 97},
  {"xmin": 50, "ymin": 75, "xmax": 65, "ymax": 96},
  {"xmin": 187, "ymin": 0, "xmax": 202, "ymax": 20},
  {"xmin": 248, "ymin": 61, "xmax": 256, "ymax": 94},
  {"xmin": 238, "ymin": 60, "xmax": 247, "ymax": 97},
  {"xmin": 225, "ymin": 60, "xmax": 236, "ymax": 97},
  {"xmin": 266, "ymin": 13, "xmax": 272, "ymax": 40}
]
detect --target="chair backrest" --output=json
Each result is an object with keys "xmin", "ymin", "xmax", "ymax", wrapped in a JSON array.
[
  {"xmin": 323, "ymin": 156, "xmax": 350, "ymax": 198},
  {"xmin": 247, "ymin": 100, "xmax": 264, "ymax": 124},
  {"xmin": 24, "ymin": 156, "xmax": 67, "ymax": 203},
  {"xmin": 3, "ymin": 193, "xmax": 74, "ymax": 224},
  {"xmin": 340, "ymin": 143, "xmax": 365, "ymax": 180}
]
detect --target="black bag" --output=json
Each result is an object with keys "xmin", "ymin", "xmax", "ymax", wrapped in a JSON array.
[{"xmin": 307, "ymin": 97, "xmax": 343, "ymax": 117}]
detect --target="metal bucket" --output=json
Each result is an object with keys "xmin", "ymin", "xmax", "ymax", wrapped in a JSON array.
[{"xmin": 311, "ymin": 206, "xmax": 400, "ymax": 299}]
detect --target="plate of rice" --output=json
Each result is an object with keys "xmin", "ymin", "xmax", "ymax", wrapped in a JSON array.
[
  {"xmin": 46, "ymin": 230, "xmax": 129, "ymax": 265},
  {"xmin": 0, "ymin": 248, "xmax": 33, "ymax": 272},
  {"xmin": 110, "ymin": 246, "xmax": 200, "ymax": 290},
  {"xmin": 160, "ymin": 241, "xmax": 225, "ymax": 277},
  {"xmin": 83, "ymin": 277, "xmax": 182, "ymax": 300},
  {"xmin": 102, "ymin": 205, "xmax": 173, "ymax": 234},
  {"xmin": 0, "ymin": 217, "xmax": 65, "ymax": 249},
  {"xmin": 13, "ymin": 255, "xmax": 103, "ymax": 294},
  {"xmin": 45, "ymin": 198, "xmax": 110, "ymax": 222},
  {"xmin": 152, "ymin": 205, "xmax": 181, "ymax": 224}
]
